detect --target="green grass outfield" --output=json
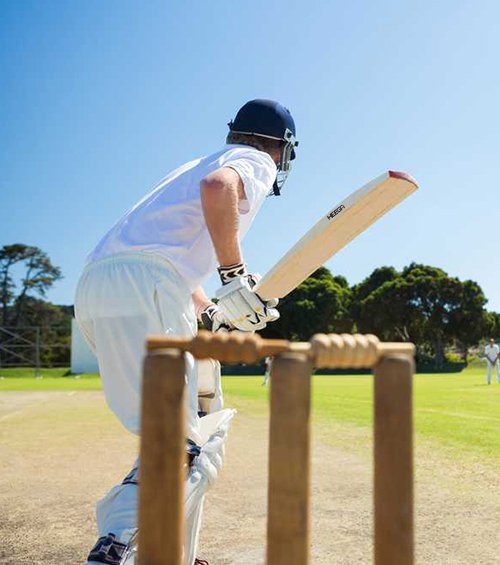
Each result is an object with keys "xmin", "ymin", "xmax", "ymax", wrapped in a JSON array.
[
  {"xmin": 0, "ymin": 368, "xmax": 102, "ymax": 391},
  {"xmin": 222, "ymin": 366, "xmax": 500, "ymax": 463},
  {"xmin": 1, "ymin": 365, "xmax": 499, "ymax": 462}
]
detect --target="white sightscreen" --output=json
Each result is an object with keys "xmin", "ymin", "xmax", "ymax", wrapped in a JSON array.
[{"xmin": 70, "ymin": 318, "xmax": 99, "ymax": 374}]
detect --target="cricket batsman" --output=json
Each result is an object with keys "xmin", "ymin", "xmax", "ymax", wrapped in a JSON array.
[{"xmin": 74, "ymin": 99, "xmax": 298, "ymax": 564}]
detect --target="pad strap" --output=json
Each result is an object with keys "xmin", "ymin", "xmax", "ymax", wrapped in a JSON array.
[
  {"xmin": 121, "ymin": 465, "xmax": 139, "ymax": 486},
  {"xmin": 87, "ymin": 533, "xmax": 127, "ymax": 564}
]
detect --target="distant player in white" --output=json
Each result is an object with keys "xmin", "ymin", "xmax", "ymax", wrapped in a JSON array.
[
  {"xmin": 262, "ymin": 356, "xmax": 273, "ymax": 386},
  {"xmin": 74, "ymin": 99, "xmax": 298, "ymax": 565},
  {"xmin": 484, "ymin": 338, "xmax": 500, "ymax": 385}
]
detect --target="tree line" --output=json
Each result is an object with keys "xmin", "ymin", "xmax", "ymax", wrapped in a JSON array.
[
  {"xmin": 1, "ymin": 244, "xmax": 499, "ymax": 366},
  {"xmin": 262, "ymin": 265, "xmax": 499, "ymax": 364}
]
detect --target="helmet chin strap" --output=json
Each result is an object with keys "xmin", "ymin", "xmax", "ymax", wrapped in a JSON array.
[
  {"xmin": 271, "ymin": 131, "xmax": 296, "ymax": 196},
  {"xmin": 271, "ymin": 169, "xmax": 290, "ymax": 196}
]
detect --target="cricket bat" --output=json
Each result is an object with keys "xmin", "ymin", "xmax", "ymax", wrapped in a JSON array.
[{"xmin": 254, "ymin": 171, "xmax": 418, "ymax": 300}]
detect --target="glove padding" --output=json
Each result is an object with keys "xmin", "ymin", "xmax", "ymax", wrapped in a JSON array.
[
  {"xmin": 200, "ymin": 304, "xmax": 234, "ymax": 333},
  {"xmin": 215, "ymin": 276, "xmax": 280, "ymax": 331},
  {"xmin": 246, "ymin": 273, "xmax": 279, "ymax": 308}
]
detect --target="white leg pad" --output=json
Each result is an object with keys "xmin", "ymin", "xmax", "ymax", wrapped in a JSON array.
[
  {"xmin": 184, "ymin": 408, "xmax": 236, "ymax": 564},
  {"xmin": 87, "ymin": 409, "xmax": 236, "ymax": 565},
  {"xmin": 197, "ymin": 358, "xmax": 224, "ymax": 414}
]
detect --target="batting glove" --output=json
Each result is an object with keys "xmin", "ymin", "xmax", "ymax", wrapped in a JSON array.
[
  {"xmin": 199, "ymin": 303, "xmax": 234, "ymax": 333},
  {"xmin": 215, "ymin": 263, "xmax": 280, "ymax": 332}
]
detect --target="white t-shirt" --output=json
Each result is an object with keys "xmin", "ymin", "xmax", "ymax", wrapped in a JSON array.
[
  {"xmin": 87, "ymin": 145, "xmax": 276, "ymax": 291},
  {"xmin": 485, "ymin": 344, "xmax": 499, "ymax": 363}
]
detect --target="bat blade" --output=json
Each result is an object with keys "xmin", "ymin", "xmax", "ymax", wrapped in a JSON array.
[{"xmin": 254, "ymin": 171, "xmax": 418, "ymax": 300}]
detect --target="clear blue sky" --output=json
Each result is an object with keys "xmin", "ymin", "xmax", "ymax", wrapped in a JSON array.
[{"xmin": 1, "ymin": 1, "xmax": 499, "ymax": 311}]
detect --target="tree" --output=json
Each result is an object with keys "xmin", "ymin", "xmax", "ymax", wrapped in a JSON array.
[
  {"xmin": 351, "ymin": 266, "xmax": 398, "ymax": 303},
  {"xmin": 261, "ymin": 267, "xmax": 353, "ymax": 340},
  {"xmin": 485, "ymin": 311, "xmax": 500, "ymax": 340},
  {"xmin": 350, "ymin": 266, "xmax": 405, "ymax": 340},
  {"xmin": 402, "ymin": 264, "xmax": 458, "ymax": 364},
  {"xmin": 14, "ymin": 297, "xmax": 73, "ymax": 365},
  {"xmin": 0, "ymin": 244, "xmax": 62, "ymax": 327},
  {"xmin": 0, "ymin": 244, "xmax": 26, "ymax": 326},
  {"xmin": 352, "ymin": 277, "xmax": 417, "ymax": 342},
  {"xmin": 449, "ymin": 279, "xmax": 488, "ymax": 361},
  {"xmin": 351, "ymin": 263, "xmax": 489, "ymax": 364}
]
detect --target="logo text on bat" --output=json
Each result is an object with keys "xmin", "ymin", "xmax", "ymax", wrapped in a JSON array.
[{"xmin": 326, "ymin": 205, "xmax": 345, "ymax": 220}]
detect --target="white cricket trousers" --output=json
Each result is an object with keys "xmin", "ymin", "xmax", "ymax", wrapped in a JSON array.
[
  {"xmin": 74, "ymin": 252, "xmax": 202, "ymax": 559},
  {"xmin": 486, "ymin": 360, "xmax": 500, "ymax": 384},
  {"xmin": 75, "ymin": 251, "xmax": 201, "ymax": 440}
]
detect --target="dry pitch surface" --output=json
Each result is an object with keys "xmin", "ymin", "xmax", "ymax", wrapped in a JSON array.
[{"xmin": 1, "ymin": 389, "xmax": 500, "ymax": 565}]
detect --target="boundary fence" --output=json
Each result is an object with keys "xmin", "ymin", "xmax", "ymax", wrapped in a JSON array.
[{"xmin": 0, "ymin": 326, "xmax": 71, "ymax": 373}]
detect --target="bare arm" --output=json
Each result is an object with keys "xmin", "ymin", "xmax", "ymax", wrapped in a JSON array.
[
  {"xmin": 192, "ymin": 286, "xmax": 213, "ymax": 320},
  {"xmin": 200, "ymin": 167, "xmax": 245, "ymax": 267},
  {"xmin": 192, "ymin": 286, "xmax": 235, "ymax": 332}
]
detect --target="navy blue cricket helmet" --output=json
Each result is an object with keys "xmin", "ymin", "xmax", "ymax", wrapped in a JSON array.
[{"xmin": 228, "ymin": 99, "xmax": 298, "ymax": 195}]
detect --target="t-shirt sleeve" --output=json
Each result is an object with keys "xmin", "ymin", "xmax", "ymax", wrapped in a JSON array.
[{"xmin": 224, "ymin": 149, "xmax": 277, "ymax": 213}]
